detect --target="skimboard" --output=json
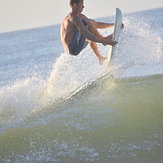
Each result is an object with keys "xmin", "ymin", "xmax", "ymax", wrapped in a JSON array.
[{"xmin": 107, "ymin": 8, "xmax": 122, "ymax": 66}]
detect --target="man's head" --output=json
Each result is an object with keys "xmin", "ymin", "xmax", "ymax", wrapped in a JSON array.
[
  {"xmin": 70, "ymin": 0, "xmax": 80, "ymax": 8},
  {"xmin": 70, "ymin": 0, "xmax": 84, "ymax": 10}
]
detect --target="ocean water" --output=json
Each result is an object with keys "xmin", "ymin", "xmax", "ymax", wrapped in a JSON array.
[{"xmin": 0, "ymin": 8, "xmax": 163, "ymax": 163}]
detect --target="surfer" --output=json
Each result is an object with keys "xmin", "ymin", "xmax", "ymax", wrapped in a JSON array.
[{"xmin": 60, "ymin": 0, "xmax": 118, "ymax": 65}]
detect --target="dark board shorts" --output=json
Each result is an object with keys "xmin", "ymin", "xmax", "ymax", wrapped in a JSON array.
[{"xmin": 68, "ymin": 19, "xmax": 89, "ymax": 56}]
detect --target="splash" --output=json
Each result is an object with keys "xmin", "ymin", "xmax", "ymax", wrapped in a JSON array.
[
  {"xmin": 40, "ymin": 52, "xmax": 108, "ymax": 106},
  {"xmin": 108, "ymin": 14, "xmax": 163, "ymax": 78},
  {"xmin": 0, "ymin": 77, "xmax": 43, "ymax": 132},
  {"xmin": 0, "ymin": 50, "xmax": 107, "ymax": 129}
]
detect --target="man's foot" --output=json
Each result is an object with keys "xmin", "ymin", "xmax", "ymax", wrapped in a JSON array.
[{"xmin": 98, "ymin": 56, "xmax": 107, "ymax": 65}]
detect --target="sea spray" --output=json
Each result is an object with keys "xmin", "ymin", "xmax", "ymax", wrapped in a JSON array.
[
  {"xmin": 108, "ymin": 14, "xmax": 163, "ymax": 78},
  {"xmin": 40, "ymin": 51, "xmax": 108, "ymax": 106}
]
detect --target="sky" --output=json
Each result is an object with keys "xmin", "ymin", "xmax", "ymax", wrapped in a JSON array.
[{"xmin": 0, "ymin": 0, "xmax": 163, "ymax": 33}]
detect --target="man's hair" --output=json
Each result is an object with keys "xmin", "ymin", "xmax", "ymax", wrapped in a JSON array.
[{"xmin": 70, "ymin": 0, "xmax": 80, "ymax": 7}]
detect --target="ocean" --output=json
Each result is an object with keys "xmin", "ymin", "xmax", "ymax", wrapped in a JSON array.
[{"xmin": 0, "ymin": 8, "xmax": 163, "ymax": 163}]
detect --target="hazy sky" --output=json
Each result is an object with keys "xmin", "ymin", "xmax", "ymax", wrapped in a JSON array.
[{"xmin": 0, "ymin": 0, "xmax": 162, "ymax": 33}]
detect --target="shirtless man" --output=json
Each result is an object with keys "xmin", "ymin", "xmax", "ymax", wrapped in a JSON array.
[{"xmin": 60, "ymin": 0, "xmax": 117, "ymax": 65}]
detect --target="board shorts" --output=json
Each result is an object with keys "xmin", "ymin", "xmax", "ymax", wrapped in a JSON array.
[{"xmin": 68, "ymin": 19, "xmax": 89, "ymax": 56}]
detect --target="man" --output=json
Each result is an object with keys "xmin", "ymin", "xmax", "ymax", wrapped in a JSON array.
[{"xmin": 60, "ymin": 0, "xmax": 117, "ymax": 65}]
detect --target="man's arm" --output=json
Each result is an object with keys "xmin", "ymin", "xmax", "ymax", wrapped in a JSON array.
[
  {"xmin": 79, "ymin": 14, "xmax": 114, "ymax": 29},
  {"xmin": 89, "ymin": 19, "xmax": 114, "ymax": 29},
  {"xmin": 72, "ymin": 16, "xmax": 116, "ymax": 46},
  {"xmin": 72, "ymin": 16, "xmax": 103, "ymax": 43}
]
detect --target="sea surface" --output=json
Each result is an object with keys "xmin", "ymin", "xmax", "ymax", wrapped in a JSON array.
[{"xmin": 0, "ymin": 8, "xmax": 163, "ymax": 163}]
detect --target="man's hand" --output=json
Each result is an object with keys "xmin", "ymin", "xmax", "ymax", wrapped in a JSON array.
[{"xmin": 103, "ymin": 34, "xmax": 118, "ymax": 47}]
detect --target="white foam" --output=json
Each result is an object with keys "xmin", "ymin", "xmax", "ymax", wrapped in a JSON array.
[
  {"xmin": 40, "ymin": 51, "xmax": 108, "ymax": 105},
  {"xmin": 108, "ymin": 16, "xmax": 163, "ymax": 78}
]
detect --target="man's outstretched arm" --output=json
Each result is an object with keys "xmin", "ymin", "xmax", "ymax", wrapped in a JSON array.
[
  {"xmin": 79, "ymin": 14, "xmax": 114, "ymax": 29},
  {"xmin": 89, "ymin": 19, "xmax": 114, "ymax": 29}
]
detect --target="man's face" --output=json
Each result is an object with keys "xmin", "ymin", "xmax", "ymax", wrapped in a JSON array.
[{"xmin": 77, "ymin": 0, "xmax": 84, "ymax": 13}]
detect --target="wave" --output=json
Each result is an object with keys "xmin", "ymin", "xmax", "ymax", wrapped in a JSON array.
[
  {"xmin": 0, "ymin": 8, "xmax": 163, "ymax": 132},
  {"xmin": 1, "ymin": 9, "xmax": 163, "ymax": 163}
]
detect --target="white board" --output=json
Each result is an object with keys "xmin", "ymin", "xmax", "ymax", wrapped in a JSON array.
[{"xmin": 107, "ymin": 8, "xmax": 122, "ymax": 66}]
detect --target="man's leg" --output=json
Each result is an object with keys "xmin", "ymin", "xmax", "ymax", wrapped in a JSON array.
[
  {"xmin": 89, "ymin": 41, "xmax": 107, "ymax": 65},
  {"xmin": 83, "ymin": 18, "xmax": 107, "ymax": 64},
  {"xmin": 83, "ymin": 18, "xmax": 105, "ymax": 40}
]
